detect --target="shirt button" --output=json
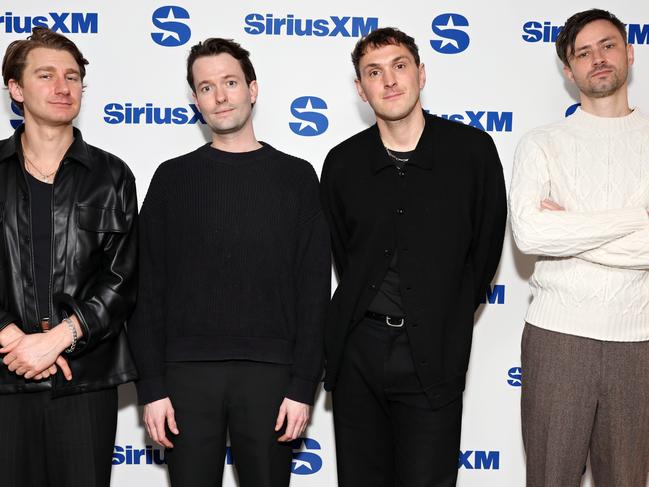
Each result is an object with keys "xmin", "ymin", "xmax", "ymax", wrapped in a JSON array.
[
  {"xmin": 370, "ymin": 284, "xmax": 377, "ymax": 289},
  {"xmin": 384, "ymin": 249, "xmax": 391, "ymax": 256},
  {"xmin": 26, "ymin": 278, "xmax": 33, "ymax": 286},
  {"xmin": 397, "ymin": 208, "xmax": 404, "ymax": 215},
  {"xmin": 25, "ymin": 236, "xmax": 30, "ymax": 244},
  {"xmin": 398, "ymin": 171, "xmax": 405, "ymax": 177}
]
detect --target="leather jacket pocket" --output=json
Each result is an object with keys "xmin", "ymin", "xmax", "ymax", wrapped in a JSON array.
[{"xmin": 75, "ymin": 204, "xmax": 127, "ymax": 268}]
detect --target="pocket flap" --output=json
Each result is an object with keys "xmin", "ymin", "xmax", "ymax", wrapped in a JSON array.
[{"xmin": 76, "ymin": 205, "xmax": 127, "ymax": 233}]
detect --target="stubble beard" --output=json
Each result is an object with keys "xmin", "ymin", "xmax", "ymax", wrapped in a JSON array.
[{"xmin": 582, "ymin": 65, "xmax": 628, "ymax": 99}]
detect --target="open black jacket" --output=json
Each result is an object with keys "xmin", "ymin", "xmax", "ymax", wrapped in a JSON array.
[
  {"xmin": 0, "ymin": 126, "xmax": 138, "ymax": 396},
  {"xmin": 320, "ymin": 113, "xmax": 507, "ymax": 408}
]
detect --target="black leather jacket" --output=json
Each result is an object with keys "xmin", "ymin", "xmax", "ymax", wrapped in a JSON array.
[{"xmin": 0, "ymin": 126, "xmax": 138, "ymax": 396}]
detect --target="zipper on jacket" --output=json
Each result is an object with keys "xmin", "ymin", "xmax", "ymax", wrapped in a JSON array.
[
  {"xmin": 18, "ymin": 158, "xmax": 42, "ymax": 326},
  {"xmin": 47, "ymin": 165, "xmax": 57, "ymax": 325}
]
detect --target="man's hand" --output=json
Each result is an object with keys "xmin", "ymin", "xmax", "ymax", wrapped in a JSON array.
[
  {"xmin": 541, "ymin": 199, "xmax": 565, "ymax": 211},
  {"xmin": 275, "ymin": 397, "xmax": 311, "ymax": 442},
  {"xmin": 143, "ymin": 397, "xmax": 179, "ymax": 448},
  {"xmin": 0, "ymin": 324, "xmax": 72, "ymax": 380}
]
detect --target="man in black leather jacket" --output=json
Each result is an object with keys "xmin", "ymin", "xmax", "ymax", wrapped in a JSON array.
[{"xmin": 0, "ymin": 28, "xmax": 137, "ymax": 487}]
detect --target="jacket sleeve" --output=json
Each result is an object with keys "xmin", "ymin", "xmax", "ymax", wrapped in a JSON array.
[
  {"xmin": 320, "ymin": 151, "xmax": 349, "ymax": 278},
  {"xmin": 509, "ymin": 136, "xmax": 648, "ymax": 257},
  {"xmin": 127, "ymin": 169, "xmax": 169, "ymax": 405},
  {"xmin": 471, "ymin": 134, "xmax": 507, "ymax": 309},
  {"xmin": 0, "ymin": 311, "xmax": 19, "ymax": 334},
  {"xmin": 55, "ymin": 175, "xmax": 138, "ymax": 354},
  {"xmin": 576, "ymin": 226, "xmax": 649, "ymax": 270},
  {"xmin": 286, "ymin": 165, "xmax": 331, "ymax": 405},
  {"xmin": 0, "ymin": 205, "xmax": 19, "ymax": 332}
]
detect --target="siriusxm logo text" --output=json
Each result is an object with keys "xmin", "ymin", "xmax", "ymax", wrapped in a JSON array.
[
  {"xmin": 0, "ymin": 11, "xmax": 98, "ymax": 33},
  {"xmin": 431, "ymin": 111, "xmax": 513, "ymax": 132},
  {"xmin": 244, "ymin": 13, "xmax": 377, "ymax": 37},
  {"xmin": 103, "ymin": 103, "xmax": 205, "ymax": 125},
  {"xmin": 113, "ymin": 445, "xmax": 165, "ymax": 465},
  {"xmin": 508, "ymin": 366, "xmax": 522, "ymax": 387},
  {"xmin": 480, "ymin": 284, "xmax": 505, "ymax": 304},
  {"xmin": 522, "ymin": 21, "xmax": 649, "ymax": 44},
  {"xmin": 459, "ymin": 450, "xmax": 500, "ymax": 470},
  {"xmin": 113, "ymin": 439, "xmax": 321, "ymax": 474}
]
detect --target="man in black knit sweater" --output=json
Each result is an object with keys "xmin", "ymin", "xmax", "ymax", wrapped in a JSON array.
[{"xmin": 128, "ymin": 38, "xmax": 330, "ymax": 487}]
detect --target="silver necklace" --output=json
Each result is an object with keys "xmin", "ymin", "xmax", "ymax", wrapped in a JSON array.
[{"xmin": 384, "ymin": 146, "xmax": 409, "ymax": 163}]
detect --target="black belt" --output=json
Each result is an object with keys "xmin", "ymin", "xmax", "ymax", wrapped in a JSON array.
[{"xmin": 365, "ymin": 310, "xmax": 405, "ymax": 327}]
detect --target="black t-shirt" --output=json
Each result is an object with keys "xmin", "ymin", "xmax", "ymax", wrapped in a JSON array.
[
  {"xmin": 367, "ymin": 149, "xmax": 413, "ymax": 318},
  {"xmin": 26, "ymin": 172, "xmax": 52, "ymax": 319}
]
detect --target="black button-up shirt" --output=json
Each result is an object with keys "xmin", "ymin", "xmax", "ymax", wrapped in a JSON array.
[{"xmin": 320, "ymin": 113, "xmax": 507, "ymax": 408}]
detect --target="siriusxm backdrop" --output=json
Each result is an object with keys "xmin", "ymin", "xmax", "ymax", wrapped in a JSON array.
[{"xmin": 2, "ymin": 1, "xmax": 648, "ymax": 486}]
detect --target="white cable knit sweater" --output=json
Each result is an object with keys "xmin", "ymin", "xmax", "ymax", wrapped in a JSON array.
[{"xmin": 510, "ymin": 108, "xmax": 649, "ymax": 341}]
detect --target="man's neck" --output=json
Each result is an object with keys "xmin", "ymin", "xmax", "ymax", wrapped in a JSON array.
[
  {"xmin": 22, "ymin": 120, "xmax": 74, "ymax": 167},
  {"xmin": 376, "ymin": 107, "xmax": 425, "ymax": 151},
  {"xmin": 211, "ymin": 125, "xmax": 262, "ymax": 153},
  {"xmin": 580, "ymin": 88, "xmax": 632, "ymax": 118}
]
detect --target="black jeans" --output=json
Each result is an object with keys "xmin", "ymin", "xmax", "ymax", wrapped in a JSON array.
[
  {"xmin": 0, "ymin": 387, "xmax": 117, "ymax": 487},
  {"xmin": 165, "ymin": 361, "xmax": 294, "ymax": 487},
  {"xmin": 333, "ymin": 317, "xmax": 461, "ymax": 487}
]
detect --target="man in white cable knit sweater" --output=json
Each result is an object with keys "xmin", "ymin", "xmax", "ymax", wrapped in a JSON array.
[{"xmin": 510, "ymin": 8, "xmax": 649, "ymax": 487}]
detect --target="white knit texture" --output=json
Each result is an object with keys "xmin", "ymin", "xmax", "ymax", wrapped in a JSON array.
[{"xmin": 510, "ymin": 108, "xmax": 649, "ymax": 341}]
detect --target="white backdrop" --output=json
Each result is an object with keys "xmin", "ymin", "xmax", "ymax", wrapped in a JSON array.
[{"xmin": 2, "ymin": 1, "xmax": 648, "ymax": 485}]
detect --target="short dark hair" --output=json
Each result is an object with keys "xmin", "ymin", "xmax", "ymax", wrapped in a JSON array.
[
  {"xmin": 186, "ymin": 38, "xmax": 256, "ymax": 92},
  {"xmin": 2, "ymin": 27, "xmax": 88, "ymax": 113},
  {"xmin": 351, "ymin": 27, "xmax": 420, "ymax": 79},
  {"xmin": 556, "ymin": 9, "xmax": 627, "ymax": 65}
]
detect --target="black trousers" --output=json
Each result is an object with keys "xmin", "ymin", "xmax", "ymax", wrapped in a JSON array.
[
  {"xmin": 165, "ymin": 361, "xmax": 294, "ymax": 487},
  {"xmin": 333, "ymin": 318, "xmax": 462, "ymax": 487},
  {"xmin": 0, "ymin": 387, "xmax": 117, "ymax": 487}
]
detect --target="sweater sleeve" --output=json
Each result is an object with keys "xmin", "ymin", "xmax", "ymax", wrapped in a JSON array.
[
  {"xmin": 285, "ymin": 165, "xmax": 331, "ymax": 405},
  {"xmin": 127, "ymin": 168, "xmax": 169, "ymax": 405},
  {"xmin": 509, "ymin": 135, "xmax": 648, "ymax": 257},
  {"xmin": 576, "ymin": 226, "xmax": 649, "ymax": 270},
  {"xmin": 320, "ymin": 151, "xmax": 349, "ymax": 278}
]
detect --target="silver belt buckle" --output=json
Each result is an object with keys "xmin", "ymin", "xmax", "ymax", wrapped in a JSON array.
[{"xmin": 386, "ymin": 316, "xmax": 404, "ymax": 327}]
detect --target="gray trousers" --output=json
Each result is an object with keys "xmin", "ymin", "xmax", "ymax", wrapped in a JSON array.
[{"xmin": 521, "ymin": 323, "xmax": 649, "ymax": 487}]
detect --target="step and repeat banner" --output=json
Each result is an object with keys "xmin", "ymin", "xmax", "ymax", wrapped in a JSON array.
[{"xmin": 2, "ymin": 1, "xmax": 648, "ymax": 485}]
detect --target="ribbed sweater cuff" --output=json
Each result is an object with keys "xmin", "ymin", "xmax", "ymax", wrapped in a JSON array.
[
  {"xmin": 285, "ymin": 376, "xmax": 319, "ymax": 405},
  {"xmin": 135, "ymin": 375, "xmax": 168, "ymax": 405}
]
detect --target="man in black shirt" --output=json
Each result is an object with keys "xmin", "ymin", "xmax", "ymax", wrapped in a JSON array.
[
  {"xmin": 0, "ymin": 28, "xmax": 138, "ymax": 487},
  {"xmin": 321, "ymin": 28, "xmax": 507, "ymax": 486},
  {"xmin": 128, "ymin": 38, "xmax": 330, "ymax": 487}
]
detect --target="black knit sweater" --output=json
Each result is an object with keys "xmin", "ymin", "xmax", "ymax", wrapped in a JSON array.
[{"xmin": 128, "ymin": 143, "xmax": 330, "ymax": 405}]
